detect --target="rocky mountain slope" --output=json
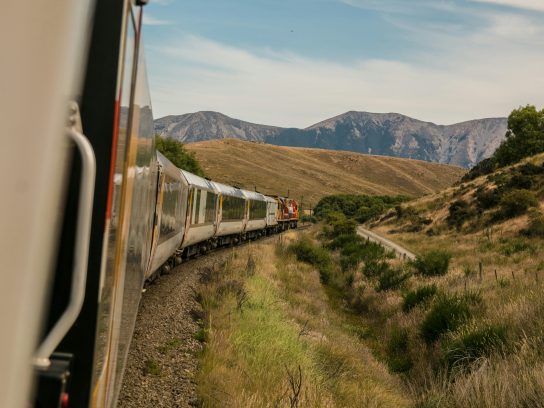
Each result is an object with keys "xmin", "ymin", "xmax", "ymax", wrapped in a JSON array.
[{"xmin": 155, "ymin": 111, "xmax": 507, "ymax": 168}]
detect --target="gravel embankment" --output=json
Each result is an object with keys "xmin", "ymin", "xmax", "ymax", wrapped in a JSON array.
[{"xmin": 118, "ymin": 249, "xmax": 234, "ymax": 408}]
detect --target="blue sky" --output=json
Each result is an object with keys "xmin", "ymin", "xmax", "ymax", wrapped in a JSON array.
[{"xmin": 142, "ymin": 0, "xmax": 544, "ymax": 127}]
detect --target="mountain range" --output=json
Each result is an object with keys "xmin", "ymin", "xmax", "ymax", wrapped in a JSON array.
[{"xmin": 154, "ymin": 111, "xmax": 508, "ymax": 168}]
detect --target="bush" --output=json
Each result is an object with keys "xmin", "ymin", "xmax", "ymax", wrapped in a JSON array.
[
  {"xmin": 300, "ymin": 214, "xmax": 318, "ymax": 223},
  {"xmin": 327, "ymin": 233, "xmax": 363, "ymax": 250},
  {"xmin": 461, "ymin": 157, "xmax": 497, "ymax": 182},
  {"xmin": 474, "ymin": 187, "xmax": 502, "ymax": 210},
  {"xmin": 497, "ymin": 189, "xmax": 539, "ymax": 218},
  {"xmin": 386, "ymin": 327, "xmax": 413, "ymax": 373},
  {"xmin": 402, "ymin": 284, "xmax": 438, "ymax": 312},
  {"xmin": 499, "ymin": 238, "xmax": 536, "ymax": 256},
  {"xmin": 314, "ymin": 194, "xmax": 410, "ymax": 222},
  {"xmin": 420, "ymin": 294, "xmax": 472, "ymax": 343},
  {"xmin": 443, "ymin": 324, "xmax": 507, "ymax": 369},
  {"xmin": 522, "ymin": 211, "xmax": 544, "ymax": 237},
  {"xmin": 506, "ymin": 173, "xmax": 533, "ymax": 189},
  {"xmin": 376, "ymin": 267, "xmax": 410, "ymax": 292},
  {"xmin": 156, "ymin": 136, "xmax": 206, "ymax": 177},
  {"xmin": 289, "ymin": 238, "xmax": 333, "ymax": 284},
  {"xmin": 447, "ymin": 200, "xmax": 473, "ymax": 230},
  {"xmin": 363, "ymin": 259, "xmax": 390, "ymax": 278},
  {"xmin": 411, "ymin": 250, "xmax": 451, "ymax": 277}
]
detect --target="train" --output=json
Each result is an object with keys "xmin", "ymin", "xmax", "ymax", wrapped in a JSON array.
[
  {"xmin": 147, "ymin": 152, "xmax": 299, "ymax": 281},
  {"xmin": 1, "ymin": 1, "xmax": 297, "ymax": 408}
]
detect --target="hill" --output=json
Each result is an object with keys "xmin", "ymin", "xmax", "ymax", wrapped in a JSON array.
[
  {"xmin": 155, "ymin": 111, "xmax": 507, "ymax": 168},
  {"xmin": 307, "ymin": 153, "xmax": 544, "ymax": 406},
  {"xmin": 185, "ymin": 139, "xmax": 465, "ymax": 205}
]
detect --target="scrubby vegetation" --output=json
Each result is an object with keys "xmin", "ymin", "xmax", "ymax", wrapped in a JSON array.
[
  {"xmin": 156, "ymin": 135, "xmax": 206, "ymax": 176},
  {"xmin": 314, "ymin": 194, "xmax": 409, "ymax": 223},
  {"xmin": 411, "ymin": 250, "xmax": 451, "ymax": 277},
  {"xmin": 463, "ymin": 105, "xmax": 544, "ymax": 181}
]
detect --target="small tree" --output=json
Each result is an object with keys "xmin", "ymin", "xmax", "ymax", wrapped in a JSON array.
[
  {"xmin": 493, "ymin": 105, "xmax": 544, "ymax": 168},
  {"xmin": 155, "ymin": 135, "xmax": 206, "ymax": 177}
]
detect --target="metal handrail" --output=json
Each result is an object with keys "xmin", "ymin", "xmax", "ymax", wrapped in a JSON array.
[{"xmin": 34, "ymin": 124, "xmax": 96, "ymax": 369}]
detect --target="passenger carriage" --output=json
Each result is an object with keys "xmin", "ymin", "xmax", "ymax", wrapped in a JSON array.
[
  {"xmin": 213, "ymin": 182, "xmax": 247, "ymax": 245},
  {"xmin": 179, "ymin": 170, "xmax": 219, "ymax": 256}
]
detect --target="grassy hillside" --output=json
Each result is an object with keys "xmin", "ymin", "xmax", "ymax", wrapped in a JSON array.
[
  {"xmin": 353, "ymin": 153, "xmax": 544, "ymax": 406},
  {"xmin": 186, "ymin": 139, "xmax": 465, "ymax": 205}
]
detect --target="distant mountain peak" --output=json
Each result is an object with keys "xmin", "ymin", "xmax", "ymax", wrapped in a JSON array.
[{"xmin": 154, "ymin": 111, "xmax": 508, "ymax": 168}]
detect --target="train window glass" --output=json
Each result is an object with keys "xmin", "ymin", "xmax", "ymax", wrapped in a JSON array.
[
  {"xmin": 205, "ymin": 192, "xmax": 216, "ymax": 223},
  {"xmin": 199, "ymin": 190, "xmax": 207, "ymax": 223},
  {"xmin": 249, "ymin": 200, "xmax": 267, "ymax": 220},
  {"xmin": 192, "ymin": 189, "xmax": 201, "ymax": 225},
  {"xmin": 158, "ymin": 174, "xmax": 182, "ymax": 244},
  {"xmin": 222, "ymin": 195, "xmax": 245, "ymax": 221}
]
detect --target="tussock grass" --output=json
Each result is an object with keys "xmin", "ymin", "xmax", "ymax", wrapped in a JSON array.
[{"xmin": 195, "ymin": 231, "xmax": 411, "ymax": 407}]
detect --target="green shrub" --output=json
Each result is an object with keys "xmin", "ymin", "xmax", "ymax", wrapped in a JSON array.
[
  {"xmin": 314, "ymin": 194, "xmax": 409, "ymax": 222},
  {"xmin": 327, "ymin": 233, "xmax": 363, "ymax": 250},
  {"xmin": 300, "ymin": 214, "xmax": 318, "ymax": 223},
  {"xmin": 461, "ymin": 157, "xmax": 497, "ymax": 182},
  {"xmin": 386, "ymin": 327, "xmax": 413, "ymax": 373},
  {"xmin": 519, "ymin": 162, "xmax": 544, "ymax": 175},
  {"xmin": 376, "ymin": 267, "xmax": 410, "ymax": 292},
  {"xmin": 443, "ymin": 324, "xmax": 507, "ymax": 369},
  {"xmin": 420, "ymin": 294, "xmax": 472, "ymax": 343},
  {"xmin": 447, "ymin": 199, "xmax": 474, "ymax": 230},
  {"xmin": 506, "ymin": 173, "xmax": 533, "ymax": 190},
  {"xmin": 363, "ymin": 259, "xmax": 390, "ymax": 278},
  {"xmin": 497, "ymin": 189, "xmax": 539, "ymax": 219},
  {"xmin": 289, "ymin": 238, "xmax": 333, "ymax": 284},
  {"xmin": 156, "ymin": 136, "xmax": 206, "ymax": 177},
  {"xmin": 411, "ymin": 250, "xmax": 451, "ymax": 277},
  {"xmin": 474, "ymin": 187, "xmax": 502, "ymax": 210},
  {"xmin": 402, "ymin": 284, "xmax": 438, "ymax": 312},
  {"xmin": 522, "ymin": 211, "xmax": 544, "ymax": 238},
  {"xmin": 499, "ymin": 238, "xmax": 536, "ymax": 256}
]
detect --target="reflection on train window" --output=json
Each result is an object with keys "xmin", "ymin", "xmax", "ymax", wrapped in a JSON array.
[
  {"xmin": 159, "ymin": 175, "xmax": 182, "ymax": 243},
  {"xmin": 205, "ymin": 192, "xmax": 217, "ymax": 223},
  {"xmin": 221, "ymin": 195, "xmax": 245, "ymax": 221},
  {"xmin": 193, "ymin": 189, "xmax": 201, "ymax": 224},
  {"xmin": 249, "ymin": 200, "xmax": 267, "ymax": 220}
]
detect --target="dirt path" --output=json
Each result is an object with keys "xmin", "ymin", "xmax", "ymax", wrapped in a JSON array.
[
  {"xmin": 117, "ymin": 248, "xmax": 236, "ymax": 408},
  {"xmin": 357, "ymin": 226, "xmax": 416, "ymax": 260}
]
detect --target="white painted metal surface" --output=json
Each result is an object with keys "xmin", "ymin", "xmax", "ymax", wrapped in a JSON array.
[{"xmin": 0, "ymin": 1, "xmax": 94, "ymax": 406}]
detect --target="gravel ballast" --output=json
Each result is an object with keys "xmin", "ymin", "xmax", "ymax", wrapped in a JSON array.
[{"xmin": 117, "ymin": 249, "xmax": 234, "ymax": 408}]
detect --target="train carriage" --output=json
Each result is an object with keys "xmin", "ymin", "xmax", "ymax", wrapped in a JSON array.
[
  {"xmin": 147, "ymin": 152, "xmax": 188, "ymax": 278},
  {"xmin": 242, "ymin": 190, "xmax": 268, "ymax": 237},
  {"xmin": 265, "ymin": 196, "xmax": 279, "ymax": 233},
  {"xmin": 180, "ymin": 170, "xmax": 219, "ymax": 256},
  {"xmin": 214, "ymin": 182, "xmax": 247, "ymax": 245}
]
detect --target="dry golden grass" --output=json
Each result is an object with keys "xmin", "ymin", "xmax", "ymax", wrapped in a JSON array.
[
  {"xmin": 186, "ymin": 139, "xmax": 465, "ymax": 205},
  {"xmin": 195, "ymin": 231, "xmax": 412, "ymax": 407},
  {"xmin": 362, "ymin": 154, "xmax": 544, "ymax": 406}
]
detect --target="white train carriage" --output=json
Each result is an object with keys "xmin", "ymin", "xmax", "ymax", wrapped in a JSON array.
[
  {"xmin": 265, "ymin": 195, "xmax": 279, "ymax": 232},
  {"xmin": 242, "ymin": 190, "xmax": 268, "ymax": 238},
  {"xmin": 180, "ymin": 169, "xmax": 219, "ymax": 256},
  {"xmin": 213, "ymin": 182, "xmax": 247, "ymax": 245},
  {"xmin": 147, "ymin": 152, "xmax": 188, "ymax": 277}
]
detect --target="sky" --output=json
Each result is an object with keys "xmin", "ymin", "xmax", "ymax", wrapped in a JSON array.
[{"xmin": 142, "ymin": 0, "xmax": 544, "ymax": 128}]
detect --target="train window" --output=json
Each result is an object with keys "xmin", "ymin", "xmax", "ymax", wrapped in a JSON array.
[
  {"xmin": 205, "ymin": 191, "xmax": 217, "ymax": 223},
  {"xmin": 159, "ymin": 175, "xmax": 182, "ymax": 243},
  {"xmin": 222, "ymin": 195, "xmax": 245, "ymax": 221},
  {"xmin": 249, "ymin": 200, "xmax": 267, "ymax": 220},
  {"xmin": 192, "ymin": 189, "xmax": 201, "ymax": 225}
]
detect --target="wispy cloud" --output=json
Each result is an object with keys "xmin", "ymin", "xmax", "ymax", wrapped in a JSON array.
[
  {"xmin": 469, "ymin": 0, "xmax": 544, "ymax": 12},
  {"xmin": 142, "ymin": 13, "xmax": 171, "ymax": 26},
  {"xmin": 147, "ymin": 9, "xmax": 544, "ymax": 128}
]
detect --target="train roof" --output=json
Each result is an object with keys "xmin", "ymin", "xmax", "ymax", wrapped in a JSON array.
[
  {"xmin": 241, "ymin": 190, "xmax": 266, "ymax": 201},
  {"xmin": 212, "ymin": 181, "xmax": 245, "ymax": 198},
  {"xmin": 180, "ymin": 169, "xmax": 216, "ymax": 191}
]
